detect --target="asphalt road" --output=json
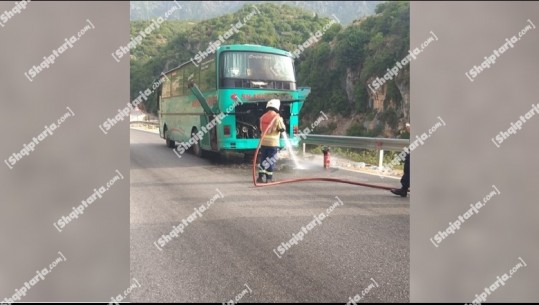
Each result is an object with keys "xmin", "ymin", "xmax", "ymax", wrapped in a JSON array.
[{"xmin": 130, "ymin": 128, "xmax": 409, "ymax": 302}]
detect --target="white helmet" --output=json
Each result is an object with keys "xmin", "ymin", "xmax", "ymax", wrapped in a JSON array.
[{"xmin": 267, "ymin": 99, "xmax": 280, "ymax": 110}]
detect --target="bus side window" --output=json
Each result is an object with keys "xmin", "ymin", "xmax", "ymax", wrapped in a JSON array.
[
  {"xmin": 199, "ymin": 58, "xmax": 216, "ymax": 92},
  {"xmin": 156, "ymin": 86, "xmax": 161, "ymax": 110},
  {"xmin": 183, "ymin": 63, "xmax": 200, "ymax": 94},
  {"xmin": 171, "ymin": 71, "xmax": 182, "ymax": 97},
  {"xmin": 162, "ymin": 73, "xmax": 172, "ymax": 98}
]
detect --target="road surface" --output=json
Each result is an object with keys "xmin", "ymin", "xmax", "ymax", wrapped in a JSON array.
[{"xmin": 130, "ymin": 129, "xmax": 409, "ymax": 302}]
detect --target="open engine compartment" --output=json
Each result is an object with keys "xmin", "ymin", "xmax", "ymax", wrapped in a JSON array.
[{"xmin": 234, "ymin": 102, "xmax": 292, "ymax": 139}]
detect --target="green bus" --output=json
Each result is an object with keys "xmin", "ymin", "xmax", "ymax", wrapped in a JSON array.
[{"xmin": 158, "ymin": 44, "xmax": 311, "ymax": 158}]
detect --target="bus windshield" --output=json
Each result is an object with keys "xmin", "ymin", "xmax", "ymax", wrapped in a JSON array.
[{"xmin": 221, "ymin": 51, "xmax": 295, "ymax": 82}]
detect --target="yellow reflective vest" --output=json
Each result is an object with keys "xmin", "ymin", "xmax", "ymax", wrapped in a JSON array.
[{"xmin": 260, "ymin": 110, "xmax": 285, "ymax": 147}]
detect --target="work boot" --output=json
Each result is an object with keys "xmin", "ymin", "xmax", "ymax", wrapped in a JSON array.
[
  {"xmin": 256, "ymin": 176, "xmax": 265, "ymax": 183},
  {"xmin": 390, "ymin": 188, "xmax": 408, "ymax": 197}
]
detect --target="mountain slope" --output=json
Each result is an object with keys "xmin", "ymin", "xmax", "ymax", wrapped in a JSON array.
[
  {"xmin": 130, "ymin": 2, "xmax": 410, "ymax": 137},
  {"xmin": 130, "ymin": 1, "xmax": 382, "ymax": 25}
]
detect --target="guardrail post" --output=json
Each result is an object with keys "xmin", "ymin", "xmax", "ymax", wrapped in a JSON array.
[
  {"xmin": 302, "ymin": 143, "xmax": 306, "ymax": 157},
  {"xmin": 378, "ymin": 149, "xmax": 384, "ymax": 169}
]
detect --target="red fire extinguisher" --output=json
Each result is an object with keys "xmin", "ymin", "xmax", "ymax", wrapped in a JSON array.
[{"xmin": 322, "ymin": 146, "xmax": 330, "ymax": 169}]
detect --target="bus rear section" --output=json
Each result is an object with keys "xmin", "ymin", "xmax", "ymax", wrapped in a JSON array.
[
  {"xmin": 216, "ymin": 45, "xmax": 310, "ymax": 155},
  {"xmin": 229, "ymin": 99, "xmax": 293, "ymax": 148},
  {"xmin": 216, "ymin": 89, "xmax": 310, "ymax": 154}
]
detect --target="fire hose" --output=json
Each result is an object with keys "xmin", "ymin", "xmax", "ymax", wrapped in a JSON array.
[{"xmin": 230, "ymin": 94, "xmax": 408, "ymax": 191}]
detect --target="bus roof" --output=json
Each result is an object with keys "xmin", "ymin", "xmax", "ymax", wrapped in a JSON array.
[
  {"xmin": 216, "ymin": 44, "xmax": 292, "ymax": 57},
  {"xmin": 163, "ymin": 44, "xmax": 292, "ymax": 75}
]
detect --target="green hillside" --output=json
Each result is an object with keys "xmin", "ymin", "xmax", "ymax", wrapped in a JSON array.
[
  {"xmin": 130, "ymin": 2, "xmax": 410, "ymax": 137},
  {"xmin": 130, "ymin": 1, "xmax": 381, "ymax": 25}
]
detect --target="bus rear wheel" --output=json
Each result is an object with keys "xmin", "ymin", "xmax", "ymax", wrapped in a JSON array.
[
  {"xmin": 166, "ymin": 139, "xmax": 176, "ymax": 148},
  {"xmin": 164, "ymin": 126, "xmax": 176, "ymax": 148},
  {"xmin": 190, "ymin": 127, "xmax": 202, "ymax": 157},
  {"xmin": 243, "ymin": 152, "xmax": 255, "ymax": 163}
]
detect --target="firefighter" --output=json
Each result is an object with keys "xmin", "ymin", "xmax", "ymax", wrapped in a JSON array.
[
  {"xmin": 257, "ymin": 99, "xmax": 286, "ymax": 183},
  {"xmin": 391, "ymin": 123, "xmax": 410, "ymax": 197}
]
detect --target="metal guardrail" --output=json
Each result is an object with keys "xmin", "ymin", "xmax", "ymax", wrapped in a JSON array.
[
  {"xmin": 300, "ymin": 134, "xmax": 410, "ymax": 169},
  {"xmin": 301, "ymin": 134, "xmax": 409, "ymax": 151},
  {"xmin": 130, "ymin": 121, "xmax": 159, "ymax": 126}
]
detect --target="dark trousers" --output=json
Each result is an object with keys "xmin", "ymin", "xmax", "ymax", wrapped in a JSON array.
[
  {"xmin": 401, "ymin": 153, "xmax": 410, "ymax": 190},
  {"xmin": 258, "ymin": 146, "xmax": 279, "ymax": 180}
]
